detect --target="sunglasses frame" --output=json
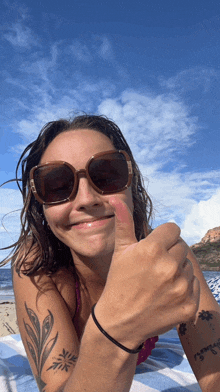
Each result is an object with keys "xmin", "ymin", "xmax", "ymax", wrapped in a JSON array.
[{"xmin": 29, "ymin": 150, "xmax": 133, "ymax": 205}]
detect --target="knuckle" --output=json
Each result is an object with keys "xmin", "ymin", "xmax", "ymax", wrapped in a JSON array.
[
  {"xmin": 181, "ymin": 301, "xmax": 198, "ymax": 321},
  {"xmin": 161, "ymin": 260, "xmax": 179, "ymax": 281},
  {"xmin": 145, "ymin": 240, "xmax": 164, "ymax": 258},
  {"xmin": 173, "ymin": 276, "xmax": 189, "ymax": 298}
]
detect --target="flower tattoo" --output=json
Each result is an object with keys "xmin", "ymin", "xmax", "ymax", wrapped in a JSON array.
[
  {"xmin": 179, "ymin": 323, "xmax": 187, "ymax": 336},
  {"xmin": 47, "ymin": 349, "xmax": 77, "ymax": 372},
  {"xmin": 198, "ymin": 310, "xmax": 213, "ymax": 321}
]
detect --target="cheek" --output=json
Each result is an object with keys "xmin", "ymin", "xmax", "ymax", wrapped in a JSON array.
[
  {"xmin": 104, "ymin": 187, "xmax": 134, "ymax": 213},
  {"xmin": 121, "ymin": 187, "xmax": 134, "ymax": 213},
  {"xmin": 43, "ymin": 205, "xmax": 66, "ymax": 230}
]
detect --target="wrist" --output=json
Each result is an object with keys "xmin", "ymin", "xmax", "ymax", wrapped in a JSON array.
[
  {"xmin": 94, "ymin": 301, "xmax": 143, "ymax": 351},
  {"xmin": 92, "ymin": 304, "xmax": 144, "ymax": 354},
  {"xmin": 81, "ymin": 312, "xmax": 138, "ymax": 366}
]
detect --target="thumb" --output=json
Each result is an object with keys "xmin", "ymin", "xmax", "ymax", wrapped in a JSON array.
[{"xmin": 109, "ymin": 196, "xmax": 137, "ymax": 253}]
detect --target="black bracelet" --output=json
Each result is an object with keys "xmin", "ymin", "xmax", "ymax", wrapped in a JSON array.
[{"xmin": 91, "ymin": 304, "xmax": 144, "ymax": 354}]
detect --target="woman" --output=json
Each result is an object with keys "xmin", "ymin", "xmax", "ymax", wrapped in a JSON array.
[{"xmin": 2, "ymin": 115, "xmax": 220, "ymax": 391}]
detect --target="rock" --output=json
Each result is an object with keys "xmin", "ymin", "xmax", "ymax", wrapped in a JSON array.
[
  {"xmin": 190, "ymin": 227, "xmax": 220, "ymax": 271},
  {"xmin": 201, "ymin": 227, "xmax": 220, "ymax": 244}
]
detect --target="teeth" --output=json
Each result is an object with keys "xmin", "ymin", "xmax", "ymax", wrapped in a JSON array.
[{"xmin": 74, "ymin": 215, "xmax": 114, "ymax": 225}]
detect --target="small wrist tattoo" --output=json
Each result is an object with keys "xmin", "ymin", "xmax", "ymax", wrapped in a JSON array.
[
  {"xmin": 198, "ymin": 310, "xmax": 215, "ymax": 332},
  {"xmin": 194, "ymin": 338, "xmax": 220, "ymax": 362}
]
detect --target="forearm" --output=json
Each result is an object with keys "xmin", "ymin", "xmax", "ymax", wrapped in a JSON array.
[
  {"xmin": 64, "ymin": 315, "xmax": 138, "ymax": 392},
  {"xmin": 178, "ymin": 313, "xmax": 220, "ymax": 391},
  {"xmin": 177, "ymin": 248, "xmax": 220, "ymax": 391}
]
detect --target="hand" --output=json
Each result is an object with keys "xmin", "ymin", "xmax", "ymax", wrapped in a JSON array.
[{"xmin": 96, "ymin": 196, "xmax": 200, "ymax": 349}]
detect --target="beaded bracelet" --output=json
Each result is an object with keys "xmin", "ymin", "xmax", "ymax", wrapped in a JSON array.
[{"xmin": 91, "ymin": 304, "xmax": 144, "ymax": 354}]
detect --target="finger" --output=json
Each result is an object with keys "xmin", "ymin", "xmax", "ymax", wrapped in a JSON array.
[
  {"xmin": 182, "ymin": 258, "xmax": 194, "ymax": 284},
  {"xmin": 193, "ymin": 276, "xmax": 200, "ymax": 305},
  {"xmin": 168, "ymin": 238, "xmax": 188, "ymax": 264},
  {"xmin": 147, "ymin": 222, "xmax": 181, "ymax": 251},
  {"xmin": 109, "ymin": 196, "xmax": 137, "ymax": 252},
  {"xmin": 190, "ymin": 276, "xmax": 200, "ymax": 317}
]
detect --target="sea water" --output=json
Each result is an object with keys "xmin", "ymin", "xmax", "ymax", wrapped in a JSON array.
[
  {"xmin": 0, "ymin": 268, "xmax": 15, "ymax": 302},
  {"xmin": 0, "ymin": 268, "xmax": 220, "ymax": 303}
]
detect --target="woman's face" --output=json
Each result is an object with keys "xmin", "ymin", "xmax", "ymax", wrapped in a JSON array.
[{"xmin": 41, "ymin": 129, "xmax": 133, "ymax": 261}]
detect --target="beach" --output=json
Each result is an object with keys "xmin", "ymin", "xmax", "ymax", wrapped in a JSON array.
[{"xmin": 0, "ymin": 301, "xmax": 19, "ymax": 337}]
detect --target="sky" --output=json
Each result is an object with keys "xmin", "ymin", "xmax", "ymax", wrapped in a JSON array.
[{"xmin": 0, "ymin": 0, "xmax": 220, "ymax": 265}]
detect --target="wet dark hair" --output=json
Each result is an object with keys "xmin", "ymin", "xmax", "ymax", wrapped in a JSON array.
[{"xmin": 0, "ymin": 114, "xmax": 153, "ymax": 276}]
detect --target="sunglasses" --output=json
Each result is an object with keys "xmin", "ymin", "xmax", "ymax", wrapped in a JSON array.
[{"xmin": 29, "ymin": 150, "xmax": 133, "ymax": 205}]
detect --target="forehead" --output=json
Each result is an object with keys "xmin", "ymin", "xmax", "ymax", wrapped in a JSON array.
[{"xmin": 40, "ymin": 129, "xmax": 115, "ymax": 165}]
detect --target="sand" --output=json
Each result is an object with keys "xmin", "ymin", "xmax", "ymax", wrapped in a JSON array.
[{"xmin": 0, "ymin": 302, "xmax": 20, "ymax": 337}]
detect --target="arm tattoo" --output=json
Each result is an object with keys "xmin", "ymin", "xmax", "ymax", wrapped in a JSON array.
[
  {"xmin": 179, "ymin": 323, "xmax": 187, "ymax": 336},
  {"xmin": 198, "ymin": 310, "xmax": 213, "ymax": 321},
  {"xmin": 47, "ymin": 349, "xmax": 77, "ymax": 372},
  {"xmin": 23, "ymin": 303, "xmax": 77, "ymax": 392},
  {"xmin": 178, "ymin": 322, "xmax": 192, "ymax": 346},
  {"xmin": 194, "ymin": 338, "xmax": 220, "ymax": 361},
  {"xmin": 198, "ymin": 310, "xmax": 215, "ymax": 331},
  {"xmin": 23, "ymin": 302, "xmax": 58, "ymax": 391}
]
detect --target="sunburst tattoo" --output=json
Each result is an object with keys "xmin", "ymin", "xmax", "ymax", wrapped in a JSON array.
[{"xmin": 47, "ymin": 349, "xmax": 78, "ymax": 372}]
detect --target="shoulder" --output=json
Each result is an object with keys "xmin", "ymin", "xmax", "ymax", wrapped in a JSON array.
[
  {"xmin": 50, "ymin": 266, "xmax": 77, "ymax": 319},
  {"xmin": 13, "ymin": 263, "xmax": 78, "ymax": 320}
]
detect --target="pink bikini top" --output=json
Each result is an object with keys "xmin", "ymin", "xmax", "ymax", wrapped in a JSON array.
[{"xmin": 74, "ymin": 280, "xmax": 158, "ymax": 365}]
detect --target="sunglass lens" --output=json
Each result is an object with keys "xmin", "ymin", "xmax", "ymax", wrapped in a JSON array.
[
  {"xmin": 34, "ymin": 164, "xmax": 75, "ymax": 203},
  {"xmin": 89, "ymin": 152, "xmax": 129, "ymax": 192}
]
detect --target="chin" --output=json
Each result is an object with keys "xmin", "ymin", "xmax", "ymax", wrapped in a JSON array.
[{"xmin": 71, "ymin": 240, "xmax": 114, "ymax": 259}]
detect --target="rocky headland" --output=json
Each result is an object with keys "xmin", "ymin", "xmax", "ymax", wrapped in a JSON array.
[{"xmin": 190, "ymin": 227, "xmax": 220, "ymax": 271}]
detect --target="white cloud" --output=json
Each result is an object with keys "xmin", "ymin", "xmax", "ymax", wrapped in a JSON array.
[
  {"xmin": 181, "ymin": 188, "xmax": 220, "ymax": 245},
  {"xmin": 14, "ymin": 95, "xmax": 77, "ymax": 141},
  {"xmin": 142, "ymin": 168, "xmax": 220, "ymax": 235},
  {"xmin": 160, "ymin": 67, "xmax": 219, "ymax": 93},
  {"xmin": 4, "ymin": 22, "xmax": 39, "ymax": 48},
  {"xmin": 21, "ymin": 44, "xmax": 58, "ymax": 83},
  {"xmin": 98, "ymin": 90, "xmax": 197, "ymax": 164},
  {"xmin": 0, "ymin": 189, "xmax": 22, "ymax": 253},
  {"xmin": 10, "ymin": 79, "xmax": 116, "ymax": 144},
  {"xmin": 68, "ymin": 40, "xmax": 92, "ymax": 62},
  {"xmin": 97, "ymin": 36, "xmax": 114, "ymax": 61}
]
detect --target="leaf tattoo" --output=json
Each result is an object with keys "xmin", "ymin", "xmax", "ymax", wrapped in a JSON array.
[
  {"xmin": 40, "ymin": 333, "xmax": 58, "ymax": 374},
  {"xmin": 24, "ymin": 322, "xmax": 39, "ymax": 353},
  {"xmin": 26, "ymin": 339, "xmax": 38, "ymax": 369},
  {"xmin": 23, "ymin": 302, "xmax": 59, "ymax": 392},
  {"xmin": 41, "ymin": 311, "xmax": 54, "ymax": 348},
  {"xmin": 25, "ymin": 303, "xmax": 40, "ymax": 333}
]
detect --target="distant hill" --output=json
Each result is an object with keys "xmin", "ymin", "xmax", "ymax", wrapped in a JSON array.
[{"xmin": 190, "ymin": 227, "xmax": 220, "ymax": 271}]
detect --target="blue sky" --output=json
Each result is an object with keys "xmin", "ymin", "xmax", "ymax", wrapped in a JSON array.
[{"xmin": 1, "ymin": 0, "xmax": 220, "ymax": 264}]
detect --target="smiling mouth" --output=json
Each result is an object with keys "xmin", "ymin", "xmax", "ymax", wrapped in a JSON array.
[
  {"xmin": 74, "ymin": 215, "xmax": 114, "ymax": 225},
  {"xmin": 73, "ymin": 215, "xmax": 114, "ymax": 226}
]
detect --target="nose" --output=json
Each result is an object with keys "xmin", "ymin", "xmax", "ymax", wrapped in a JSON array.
[{"xmin": 73, "ymin": 172, "xmax": 103, "ymax": 210}]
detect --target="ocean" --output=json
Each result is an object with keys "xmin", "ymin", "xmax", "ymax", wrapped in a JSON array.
[{"xmin": 0, "ymin": 268, "xmax": 219, "ymax": 303}]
